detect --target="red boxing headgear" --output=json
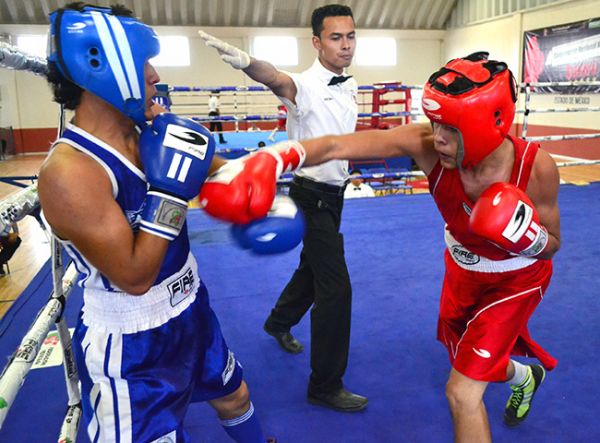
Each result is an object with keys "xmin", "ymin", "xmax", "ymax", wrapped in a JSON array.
[{"xmin": 422, "ymin": 52, "xmax": 517, "ymax": 168}]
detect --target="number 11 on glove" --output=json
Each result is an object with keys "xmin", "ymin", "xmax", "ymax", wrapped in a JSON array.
[{"xmin": 469, "ymin": 182, "xmax": 549, "ymax": 257}]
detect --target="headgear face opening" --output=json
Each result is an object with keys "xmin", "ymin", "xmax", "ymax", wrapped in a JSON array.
[
  {"xmin": 48, "ymin": 6, "xmax": 160, "ymax": 126},
  {"xmin": 421, "ymin": 52, "xmax": 517, "ymax": 168}
]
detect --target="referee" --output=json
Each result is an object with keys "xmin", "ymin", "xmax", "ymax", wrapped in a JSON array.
[
  {"xmin": 200, "ymin": 3, "xmax": 366, "ymax": 412},
  {"xmin": 207, "ymin": 90, "xmax": 227, "ymax": 144}
]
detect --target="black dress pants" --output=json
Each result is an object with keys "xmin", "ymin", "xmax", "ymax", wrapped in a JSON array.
[
  {"xmin": 265, "ymin": 181, "xmax": 351, "ymax": 394},
  {"xmin": 208, "ymin": 111, "xmax": 225, "ymax": 142}
]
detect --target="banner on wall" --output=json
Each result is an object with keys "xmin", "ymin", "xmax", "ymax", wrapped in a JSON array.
[{"xmin": 523, "ymin": 17, "xmax": 600, "ymax": 93}]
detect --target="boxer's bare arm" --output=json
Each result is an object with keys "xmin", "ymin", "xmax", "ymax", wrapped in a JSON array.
[
  {"xmin": 525, "ymin": 149, "xmax": 561, "ymax": 259},
  {"xmin": 209, "ymin": 155, "xmax": 227, "ymax": 174},
  {"xmin": 302, "ymin": 123, "xmax": 438, "ymax": 174},
  {"xmin": 38, "ymin": 144, "xmax": 169, "ymax": 294}
]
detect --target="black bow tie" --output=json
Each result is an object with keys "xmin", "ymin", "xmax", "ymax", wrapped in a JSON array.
[{"xmin": 328, "ymin": 75, "xmax": 352, "ymax": 86}]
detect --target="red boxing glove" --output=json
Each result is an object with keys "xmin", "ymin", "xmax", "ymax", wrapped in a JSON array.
[
  {"xmin": 469, "ymin": 182, "xmax": 549, "ymax": 257},
  {"xmin": 199, "ymin": 141, "xmax": 306, "ymax": 224}
]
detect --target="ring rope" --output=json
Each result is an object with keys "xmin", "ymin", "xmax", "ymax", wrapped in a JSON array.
[
  {"xmin": 0, "ymin": 263, "xmax": 78, "ymax": 429},
  {"xmin": 171, "ymin": 84, "xmax": 421, "ymax": 94},
  {"xmin": 522, "ymin": 80, "xmax": 600, "ymax": 88},
  {"xmin": 517, "ymin": 107, "xmax": 600, "ymax": 114},
  {"xmin": 189, "ymin": 111, "xmax": 416, "ymax": 124},
  {"xmin": 553, "ymin": 158, "xmax": 600, "ymax": 167},
  {"xmin": 524, "ymin": 133, "xmax": 600, "ymax": 142}
]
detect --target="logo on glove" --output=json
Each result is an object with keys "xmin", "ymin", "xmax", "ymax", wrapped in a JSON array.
[
  {"xmin": 163, "ymin": 124, "xmax": 209, "ymax": 160},
  {"xmin": 170, "ymin": 131, "xmax": 208, "ymax": 146},
  {"xmin": 502, "ymin": 200, "xmax": 533, "ymax": 243}
]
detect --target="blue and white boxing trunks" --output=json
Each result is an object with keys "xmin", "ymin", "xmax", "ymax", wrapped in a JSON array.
[{"xmin": 73, "ymin": 253, "xmax": 243, "ymax": 442}]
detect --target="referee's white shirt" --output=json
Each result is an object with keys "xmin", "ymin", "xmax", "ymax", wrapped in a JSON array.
[
  {"xmin": 344, "ymin": 183, "xmax": 376, "ymax": 199},
  {"xmin": 278, "ymin": 58, "xmax": 358, "ymax": 186},
  {"xmin": 208, "ymin": 95, "xmax": 219, "ymax": 113}
]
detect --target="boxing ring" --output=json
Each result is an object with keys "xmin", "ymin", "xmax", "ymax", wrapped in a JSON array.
[{"xmin": 1, "ymin": 43, "xmax": 600, "ymax": 442}]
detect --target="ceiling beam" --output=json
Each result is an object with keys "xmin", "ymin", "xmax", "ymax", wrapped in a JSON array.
[
  {"xmin": 353, "ymin": 0, "xmax": 370, "ymax": 29},
  {"xmin": 149, "ymin": 0, "xmax": 158, "ymax": 26},
  {"xmin": 251, "ymin": 0, "xmax": 262, "ymax": 27},
  {"xmin": 401, "ymin": 0, "xmax": 421, "ymax": 29},
  {"xmin": 388, "ymin": 0, "xmax": 407, "ymax": 29},
  {"xmin": 424, "ymin": 0, "xmax": 445, "ymax": 29},
  {"xmin": 5, "ymin": 0, "xmax": 19, "ymax": 24},
  {"xmin": 238, "ymin": 0, "xmax": 249, "ymax": 27},
  {"xmin": 178, "ymin": 0, "xmax": 188, "ymax": 26},
  {"xmin": 436, "ymin": 0, "xmax": 457, "ymax": 29},
  {"xmin": 23, "ymin": 0, "xmax": 36, "ymax": 23},
  {"xmin": 164, "ymin": 0, "xmax": 173, "ymax": 25},
  {"xmin": 299, "ymin": 0, "xmax": 315, "ymax": 29},
  {"xmin": 194, "ymin": 0, "xmax": 202, "ymax": 26},
  {"xmin": 208, "ymin": 0, "xmax": 218, "ymax": 26},
  {"xmin": 265, "ymin": 0, "xmax": 275, "ymax": 27},
  {"xmin": 133, "ymin": 0, "xmax": 144, "ymax": 22},
  {"xmin": 376, "ymin": 0, "xmax": 394, "ymax": 28},
  {"xmin": 363, "ymin": 1, "xmax": 379, "ymax": 28},
  {"xmin": 223, "ymin": 0, "xmax": 233, "ymax": 26},
  {"xmin": 414, "ymin": 1, "xmax": 429, "ymax": 29}
]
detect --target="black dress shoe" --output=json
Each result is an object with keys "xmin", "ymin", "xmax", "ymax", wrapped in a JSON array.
[
  {"xmin": 263, "ymin": 323, "xmax": 303, "ymax": 354},
  {"xmin": 307, "ymin": 388, "xmax": 368, "ymax": 412}
]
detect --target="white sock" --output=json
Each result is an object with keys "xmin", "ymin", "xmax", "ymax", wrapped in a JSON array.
[{"xmin": 508, "ymin": 360, "xmax": 530, "ymax": 386}]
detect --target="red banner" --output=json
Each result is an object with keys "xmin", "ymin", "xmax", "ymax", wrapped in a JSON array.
[{"xmin": 523, "ymin": 17, "xmax": 600, "ymax": 93}]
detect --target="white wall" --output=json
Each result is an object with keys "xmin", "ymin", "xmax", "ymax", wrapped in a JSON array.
[
  {"xmin": 444, "ymin": 0, "xmax": 600, "ymax": 130},
  {"xmin": 0, "ymin": 24, "xmax": 443, "ymax": 130}
]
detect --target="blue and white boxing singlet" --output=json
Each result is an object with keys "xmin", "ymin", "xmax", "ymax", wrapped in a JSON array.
[{"xmin": 53, "ymin": 124, "xmax": 243, "ymax": 443}]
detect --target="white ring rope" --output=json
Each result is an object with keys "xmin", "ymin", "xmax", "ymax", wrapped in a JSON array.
[
  {"xmin": 517, "ymin": 107, "xmax": 600, "ymax": 114},
  {"xmin": 524, "ymin": 133, "xmax": 600, "ymax": 142},
  {"xmin": 171, "ymin": 84, "xmax": 421, "ymax": 93},
  {"xmin": 553, "ymin": 158, "xmax": 600, "ymax": 167},
  {"xmin": 51, "ymin": 237, "xmax": 82, "ymax": 443},
  {"xmin": 523, "ymin": 80, "xmax": 600, "ymax": 88},
  {"xmin": 0, "ymin": 263, "xmax": 78, "ymax": 429}
]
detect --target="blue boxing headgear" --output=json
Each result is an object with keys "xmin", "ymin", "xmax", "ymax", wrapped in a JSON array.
[{"xmin": 48, "ymin": 5, "xmax": 160, "ymax": 126}]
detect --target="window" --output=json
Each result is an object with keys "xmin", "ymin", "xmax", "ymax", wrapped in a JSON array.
[
  {"xmin": 252, "ymin": 36, "xmax": 298, "ymax": 66},
  {"xmin": 355, "ymin": 37, "xmax": 397, "ymax": 66},
  {"xmin": 151, "ymin": 36, "xmax": 190, "ymax": 67},
  {"xmin": 16, "ymin": 35, "xmax": 48, "ymax": 58}
]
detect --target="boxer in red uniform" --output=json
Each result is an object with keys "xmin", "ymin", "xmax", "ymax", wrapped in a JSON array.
[
  {"xmin": 292, "ymin": 52, "xmax": 560, "ymax": 442},
  {"xmin": 268, "ymin": 105, "xmax": 288, "ymax": 142}
]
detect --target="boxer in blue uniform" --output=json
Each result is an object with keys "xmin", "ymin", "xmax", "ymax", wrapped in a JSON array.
[{"xmin": 38, "ymin": 4, "xmax": 292, "ymax": 442}]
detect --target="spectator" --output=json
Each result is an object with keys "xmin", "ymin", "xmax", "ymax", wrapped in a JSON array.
[
  {"xmin": 344, "ymin": 169, "xmax": 375, "ymax": 199},
  {"xmin": 0, "ymin": 229, "xmax": 22, "ymax": 276}
]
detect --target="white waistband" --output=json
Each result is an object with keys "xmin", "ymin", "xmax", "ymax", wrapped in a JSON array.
[
  {"xmin": 82, "ymin": 253, "xmax": 199, "ymax": 333},
  {"xmin": 445, "ymin": 229, "xmax": 536, "ymax": 273}
]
